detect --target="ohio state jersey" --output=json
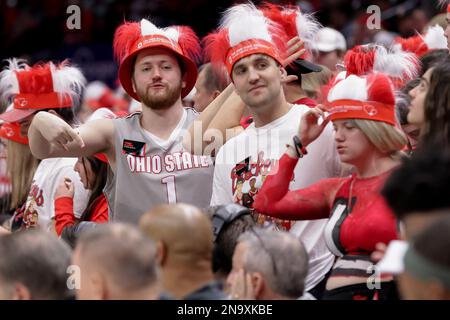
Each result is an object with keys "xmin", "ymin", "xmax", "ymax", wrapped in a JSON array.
[{"xmin": 106, "ymin": 108, "xmax": 214, "ymax": 224}]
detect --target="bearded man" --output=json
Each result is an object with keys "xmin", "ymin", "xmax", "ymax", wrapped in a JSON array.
[{"xmin": 28, "ymin": 19, "xmax": 214, "ymax": 223}]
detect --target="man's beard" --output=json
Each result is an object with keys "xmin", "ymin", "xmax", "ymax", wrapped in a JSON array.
[{"xmin": 136, "ymin": 80, "xmax": 183, "ymax": 110}]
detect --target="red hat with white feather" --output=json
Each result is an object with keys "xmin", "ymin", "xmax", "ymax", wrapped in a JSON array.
[
  {"xmin": 343, "ymin": 44, "xmax": 419, "ymax": 89},
  {"xmin": 113, "ymin": 19, "xmax": 201, "ymax": 101},
  {"xmin": 325, "ymin": 72, "xmax": 397, "ymax": 126},
  {"xmin": 258, "ymin": 2, "xmax": 323, "ymax": 74},
  {"xmin": 0, "ymin": 121, "xmax": 28, "ymax": 145},
  {"xmin": 393, "ymin": 25, "xmax": 447, "ymax": 57},
  {"xmin": 204, "ymin": 2, "xmax": 289, "ymax": 77},
  {"xmin": 0, "ymin": 58, "xmax": 86, "ymax": 123}
]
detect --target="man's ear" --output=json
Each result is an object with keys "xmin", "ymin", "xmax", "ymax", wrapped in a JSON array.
[
  {"xmin": 252, "ymin": 272, "xmax": 265, "ymax": 300},
  {"xmin": 280, "ymin": 66, "xmax": 288, "ymax": 80},
  {"xmin": 13, "ymin": 283, "xmax": 32, "ymax": 300},
  {"xmin": 131, "ymin": 77, "xmax": 137, "ymax": 93},
  {"xmin": 156, "ymin": 241, "xmax": 167, "ymax": 266},
  {"xmin": 48, "ymin": 109, "xmax": 58, "ymax": 116},
  {"xmin": 95, "ymin": 271, "xmax": 112, "ymax": 300},
  {"xmin": 181, "ymin": 73, "xmax": 187, "ymax": 89},
  {"xmin": 212, "ymin": 90, "xmax": 221, "ymax": 100}
]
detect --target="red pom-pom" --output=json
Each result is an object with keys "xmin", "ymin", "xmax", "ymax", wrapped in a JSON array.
[
  {"xmin": 344, "ymin": 45, "xmax": 376, "ymax": 76},
  {"xmin": 113, "ymin": 21, "xmax": 141, "ymax": 63},
  {"xmin": 173, "ymin": 26, "xmax": 202, "ymax": 64},
  {"xmin": 366, "ymin": 73, "xmax": 395, "ymax": 105}
]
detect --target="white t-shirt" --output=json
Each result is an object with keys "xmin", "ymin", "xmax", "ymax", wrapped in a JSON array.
[
  {"xmin": 211, "ymin": 104, "xmax": 341, "ymax": 291},
  {"xmin": 23, "ymin": 158, "xmax": 90, "ymax": 232}
]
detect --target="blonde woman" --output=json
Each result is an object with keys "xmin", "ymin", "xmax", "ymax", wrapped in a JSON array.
[
  {"xmin": 253, "ymin": 72, "xmax": 407, "ymax": 300},
  {"xmin": 0, "ymin": 122, "xmax": 39, "ymax": 230}
]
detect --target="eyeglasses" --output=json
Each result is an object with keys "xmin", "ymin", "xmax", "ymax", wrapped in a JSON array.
[{"xmin": 248, "ymin": 228, "xmax": 279, "ymax": 277}]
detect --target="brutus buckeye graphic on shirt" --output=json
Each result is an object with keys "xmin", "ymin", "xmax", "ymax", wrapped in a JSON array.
[
  {"xmin": 230, "ymin": 151, "xmax": 294, "ymax": 231},
  {"xmin": 23, "ymin": 182, "xmax": 43, "ymax": 228}
]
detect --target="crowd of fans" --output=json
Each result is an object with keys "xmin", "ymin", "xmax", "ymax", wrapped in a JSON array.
[{"xmin": 0, "ymin": 0, "xmax": 449, "ymax": 301}]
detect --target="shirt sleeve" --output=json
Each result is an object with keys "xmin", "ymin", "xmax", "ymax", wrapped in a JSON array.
[
  {"xmin": 54, "ymin": 197, "xmax": 75, "ymax": 236},
  {"xmin": 253, "ymin": 153, "xmax": 344, "ymax": 220},
  {"xmin": 210, "ymin": 149, "xmax": 233, "ymax": 206}
]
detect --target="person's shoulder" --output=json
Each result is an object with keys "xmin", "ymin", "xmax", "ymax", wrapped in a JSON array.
[
  {"xmin": 291, "ymin": 103, "xmax": 311, "ymax": 115},
  {"xmin": 216, "ymin": 128, "xmax": 248, "ymax": 157},
  {"xmin": 38, "ymin": 157, "xmax": 76, "ymax": 170}
]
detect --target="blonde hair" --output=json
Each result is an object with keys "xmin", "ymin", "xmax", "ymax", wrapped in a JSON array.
[
  {"xmin": 351, "ymin": 119, "xmax": 407, "ymax": 156},
  {"xmin": 6, "ymin": 140, "xmax": 40, "ymax": 209},
  {"xmin": 301, "ymin": 65, "xmax": 333, "ymax": 100}
]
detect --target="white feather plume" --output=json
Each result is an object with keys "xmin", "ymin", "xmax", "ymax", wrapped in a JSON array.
[
  {"xmin": 374, "ymin": 46, "xmax": 418, "ymax": 80},
  {"xmin": 51, "ymin": 62, "xmax": 86, "ymax": 108},
  {"xmin": 220, "ymin": 2, "xmax": 272, "ymax": 46},
  {"xmin": 438, "ymin": 0, "xmax": 449, "ymax": 8},
  {"xmin": 424, "ymin": 25, "xmax": 447, "ymax": 50},
  {"xmin": 140, "ymin": 19, "xmax": 161, "ymax": 37},
  {"xmin": 84, "ymin": 81, "xmax": 108, "ymax": 100},
  {"xmin": 0, "ymin": 58, "xmax": 28, "ymax": 104},
  {"xmin": 295, "ymin": 11, "xmax": 322, "ymax": 50},
  {"xmin": 140, "ymin": 19, "xmax": 180, "ymax": 48}
]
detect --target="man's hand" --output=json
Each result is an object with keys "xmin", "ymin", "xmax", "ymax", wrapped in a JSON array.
[
  {"xmin": 55, "ymin": 177, "xmax": 75, "ymax": 199},
  {"xmin": 298, "ymin": 105, "xmax": 329, "ymax": 147},
  {"xmin": 283, "ymin": 36, "xmax": 306, "ymax": 67},
  {"xmin": 33, "ymin": 112, "xmax": 85, "ymax": 151},
  {"xmin": 0, "ymin": 226, "xmax": 10, "ymax": 236}
]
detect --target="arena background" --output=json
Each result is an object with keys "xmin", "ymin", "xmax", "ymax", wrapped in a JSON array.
[{"xmin": 0, "ymin": 0, "xmax": 445, "ymax": 88}]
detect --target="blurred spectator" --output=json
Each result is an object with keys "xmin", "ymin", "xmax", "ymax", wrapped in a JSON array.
[
  {"xmin": 206, "ymin": 204, "xmax": 256, "ymax": 283},
  {"xmin": 407, "ymin": 56, "xmax": 450, "ymax": 148},
  {"xmin": 78, "ymin": 81, "xmax": 128, "ymax": 123},
  {"xmin": 0, "ymin": 229, "xmax": 71, "ymax": 299},
  {"xmin": 312, "ymin": 27, "xmax": 347, "ymax": 72},
  {"xmin": 301, "ymin": 65, "xmax": 333, "ymax": 102},
  {"xmin": 396, "ymin": 80, "xmax": 421, "ymax": 154},
  {"xmin": 73, "ymin": 223, "xmax": 160, "ymax": 300},
  {"xmin": 140, "ymin": 204, "xmax": 226, "ymax": 300},
  {"xmin": 0, "ymin": 121, "xmax": 39, "ymax": 230},
  {"xmin": 398, "ymin": 215, "xmax": 450, "ymax": 300},
  {"xmin": 382, "ymin": 144, "xmax": 450, "ymax": 240},
  {"xmin": 228, "ymin": 228, "xmax": 310, "ymax": 300},
  {"xmin": 419, "ymin": 48, "xmax": 449, "ymax": 76},
  {"xmin": 192, "ymin": 63, "xmax": 230, "ymax": 112}
]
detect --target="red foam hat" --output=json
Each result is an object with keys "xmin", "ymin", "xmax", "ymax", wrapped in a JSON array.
[
  {"xmin": 0, "ymin": 59, "xmax": 86, "ymax": 123},
  {"xmin": 0, "ymin": 121, "xmax": 28, "ymax": 145},
  {"xmin": 325, "ymin": 72, "xmax": 397, "ymax": 126},
  {"xmin": 203, "ymin": 3, "xmax": 288, "ymax": 76},
  {"xmin": 113, "ymin": 19, "xmax": 201, "ymax": 101}
]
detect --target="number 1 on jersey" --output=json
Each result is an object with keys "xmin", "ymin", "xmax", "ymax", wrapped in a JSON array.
[{"xmin": 161, "ymin": 175, "xmax": 177, "ymax": 204}]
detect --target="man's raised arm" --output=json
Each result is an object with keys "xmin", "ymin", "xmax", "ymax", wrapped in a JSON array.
[{"xmin": 28, "ymin": 111, "xmax": 114, "ymax": 162}]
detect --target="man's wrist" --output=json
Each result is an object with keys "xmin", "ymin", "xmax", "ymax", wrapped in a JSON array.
[{"xmin": 293, "ymin": 136, "xmax": 308, "ymax": 158}]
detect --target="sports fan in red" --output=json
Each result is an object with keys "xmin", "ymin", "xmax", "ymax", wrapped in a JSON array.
[{"xmin": 253, "ymin": 72, "xmax": 407, "ymax": 300}]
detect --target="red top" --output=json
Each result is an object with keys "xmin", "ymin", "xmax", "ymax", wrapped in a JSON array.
[
  {"xmin": 253, "ymin": 153, "xmax": 398, "ymax": 256},
  {"xmin": 294, "ymin": 97, "xmax": 317, "ymax": 108},
  {"xmin": 54, "ymin": 194, "xmax": 108, "ymax": 236}
]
